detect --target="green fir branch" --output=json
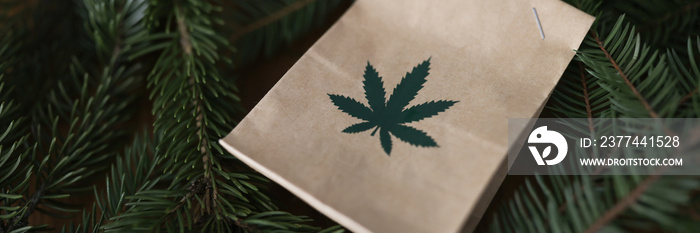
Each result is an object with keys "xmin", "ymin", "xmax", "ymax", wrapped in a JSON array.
[
  {"xmin": 62, "ymin": 133, "xmax": 158, "ymax": 233},
  {"xmin": 0, "ymin": 29, "xmax": 37, "ymax": 233},
  {"xmin": 227, "ymin": 0, "xmax": 350, "ymax": 66},
  {"xmin": 490, "ymin": 12, "xmax": 700, "ymax": 233},
  {"xmin": 1, "ymin": 0, "xmax": 148, "ymax": 231},
  {"xmin": 606, "ymin": 0, "xmax": 700, "ymax": 52},
  {"xmin": 1, "ymin": 0, "xmax": 344, "ymax": 232},
  {"xmin": 105, "ymin": 0, "xmax": 335, "ymax": 232}
]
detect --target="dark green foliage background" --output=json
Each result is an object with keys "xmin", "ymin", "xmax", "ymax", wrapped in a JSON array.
[
  {"xmin": 1, "ymin": 0, "xmax": 699, "ymax": 232},
  {"xmin": 0, "ymin": 0, "xmax": 349, "ymax": 232}
]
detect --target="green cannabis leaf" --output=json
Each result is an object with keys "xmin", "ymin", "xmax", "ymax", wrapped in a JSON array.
[{"xmin": 328, "ymin": 58, "xmax": 458, "ymax": 155}]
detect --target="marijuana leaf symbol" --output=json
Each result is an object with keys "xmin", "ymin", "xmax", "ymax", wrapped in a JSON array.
[{"xmin": 328, "ymin": 58, "xmax": 458, "ymax": 155}]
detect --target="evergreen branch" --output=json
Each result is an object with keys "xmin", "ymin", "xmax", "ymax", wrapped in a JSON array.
[
  {"xmin": 128, "ymin": 0, "xmax": 228, "ymax": 227},
  {"xmin": 1, "ymin": 0, "xmax": 346, "ymax": 232},
  {"xmin": 548, "ymin": 58, "xmax": 613, "ymax": 119},
  {"xmin": 672, "ymin": 37, "xmax": 700, "ymax": 109},
  {"xmin": 583, "ymin": 173, "xmax": 661, "ymax": 233},
  {"xmin": 229, "ymin": 0, "xmax": 349, "ymax": 66},
  {"xmin": 491, "ymin": 14, "xmax": 700, "ymax": 233},
  {"xmin": 234, "ymin": 211, "xmax": 333, "ymax": 233},
  {"xmin": 551, "ymin": 77, "xmax": 609, "ymax": 214},
  {"xmin": 9, "ymin": 69, "xmax": 136, "ymax": 230},
  {"xmin": 176, "ymin": 6, "xmax": 193, "ymax": 56},
  {"xmin": 63, "ymin": 133, "xmax": 158, "ymax": 233},
  {"xmin": 4, "ymin": 0, "xmax": 148, "ymax": 230},
  {"xmin": 9, "ymin": 183, "xmax": 45, "ymax": 231},
  {"xmin": 111, "ymin": 1, "xmax": 332, "ymax": 231},
  {"xmin": 4, "ymin": 1, "xmax": 95, "ymax": 229},
  {"xmin": 231, "ymin": 217, "xmax": 260, "ymax": 232},
  {"xmin": 0, "ymin": 46, "xmax": 34, "ymax": 231},
  {"xmin": 175, "ymin": 1, "xmax": 214, "ymax": 202},
  {"xmin": 591, "ymin": 31, "xmax": 659, "ymax": 118},
  {"xmin": 230, "ymin": 0, "xmax": 319, "ymax": 41},
  {"xmin": 0, "ymin": 11, "xmax": 31, "ymax": 232},
  {"xmin": 578, "ymin": 62, "xmax": 595, "ymax": 135},
  {"xmin": 679, "ymin": 88, "xmax": 698, "ymax": 105}
]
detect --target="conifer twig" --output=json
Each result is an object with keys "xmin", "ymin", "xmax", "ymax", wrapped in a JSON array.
[
  {"xmin": 7, "ymin": 184, "xmax": 44, "ymax": 231},
  {"xmin": 229, "ymin": 0, "xmax": 318, "ymax": 41},
  {"xmin": 591, "ymin": 31, "xmax": 659, "ymax": 118},
  {"xmin": 171, "ymin": 3, "xmax": 217, "ymax": 217},
  {"xmin": 584, "ymin": 173, "xmax": 662, "ymax": 233},
  {"xmin": 679, "ymin": 88, "xmax": 698, "ymax": 105},
  {"xmin": 579, "ymin": 61, "xmax": 595, "ymax": 135}
]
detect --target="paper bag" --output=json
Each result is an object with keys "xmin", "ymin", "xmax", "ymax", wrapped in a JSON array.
[{"xmin": 220, "ymin": 0, "xmax": 593, "ymax": 232}]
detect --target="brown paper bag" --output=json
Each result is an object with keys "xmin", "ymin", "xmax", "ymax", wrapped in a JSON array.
[{"xmin": 220, "ymin": 0, "xmax": 593, "ymax": 232}]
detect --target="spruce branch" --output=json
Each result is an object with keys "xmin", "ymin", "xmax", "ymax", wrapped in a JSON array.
[
  {"xmin": 671, "ymin": 37, "xmax": 700, "ymax": 110},
  {"xmin": 0, "ymin": 31, "xmax": 34, "ymax": 231},
  {"xmin": 2, "ymin": 0, "xmax": 345, "ymax": 232},
  {"xmin": 2, "ymin": 0, "xmax": 148, "ymax": 230},
  {"xmin": 229, "ymin": 0, "xmax": 319, "ymax": 41},
  {"xmin": 108, "ymin": 1, "xmax": 333, "ymax": 231},
  {"xmin": 590, "ymin": 31, "xmax": 659, "ymax": 118},
  {"xmin": 678, "ymin": 88, "xmax": 698, "ymax": 105},
  {"xmin": 176, "ymin": 6, "xmax": 193, "ymax": 56},
  {"xmin": 578, "ymin": 61, "xmax": 595, "ymax": 135},
  {"xmin": 229, "ymin": 0, "xmax": 350, "ymax": 65},
  {"xmin": 679, "ymin": 88, "xmax": 698, "ymax": 105},
  {"xmin": 583, "ymin": 173, "xmax": 661, "ymax": 233},
  {"xmin": 63, "ymin": 133, "xmax": 159, "ymax": 233},
  {"xmin": 174, "ymin": 3, "xmax": 216, "ymax": 214}
]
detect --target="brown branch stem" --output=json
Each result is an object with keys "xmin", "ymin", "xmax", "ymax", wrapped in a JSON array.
[
  {"xmin": 555, "ymin": 63, "xmax": 597, "ymax": 214},
  {"xmin": 173, "ymin": 4, "xmax": 217, "ymax": 217},
  {"xmin": 561, "ymin": 32, "xmax": 675, "ymax": 231},
  {"xmin": 6, "ymin": 183, "xmax": 45, "ymax": 232},
  {"xmin": 7, "ymin": 5, "xmax": 130, "ymax": 229},
  {"xmin": 230, "ymin": 0, "xmax": 318, "ymax": 41},
  {"xmin": 176, "ymin": 4, "xmax": 211, "ymax": 182},
  {"xmin": 583, "ymin": 174, "xmax": 662, "ymax": 233},
  {"xmin": 232, "ymin": 217, "xmax": 260, "ymax": 233},
  {"xmin": 591, "ymin": 32, "xmax": 659, "ymax": 118},
  {"xmin": 579, "ymin": 61, "xmax": 595, "ymax": 135},
  {"xmin": 679, "ymin": 88, "xmax": 698, "ymax": 106},
  {"xmin": 176, "ymin": 7, "xmax": 192, "ymax": 56}
]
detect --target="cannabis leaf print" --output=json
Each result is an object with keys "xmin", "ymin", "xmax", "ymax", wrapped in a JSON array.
[{"xmin": 328, "ymin": 58, "xmax": 458, "ymax": 155}]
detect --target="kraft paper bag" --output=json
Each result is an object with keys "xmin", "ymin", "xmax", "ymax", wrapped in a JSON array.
[{"xmin": 220, "ymin": 0, "xmax": 593, "ymax": 232}]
